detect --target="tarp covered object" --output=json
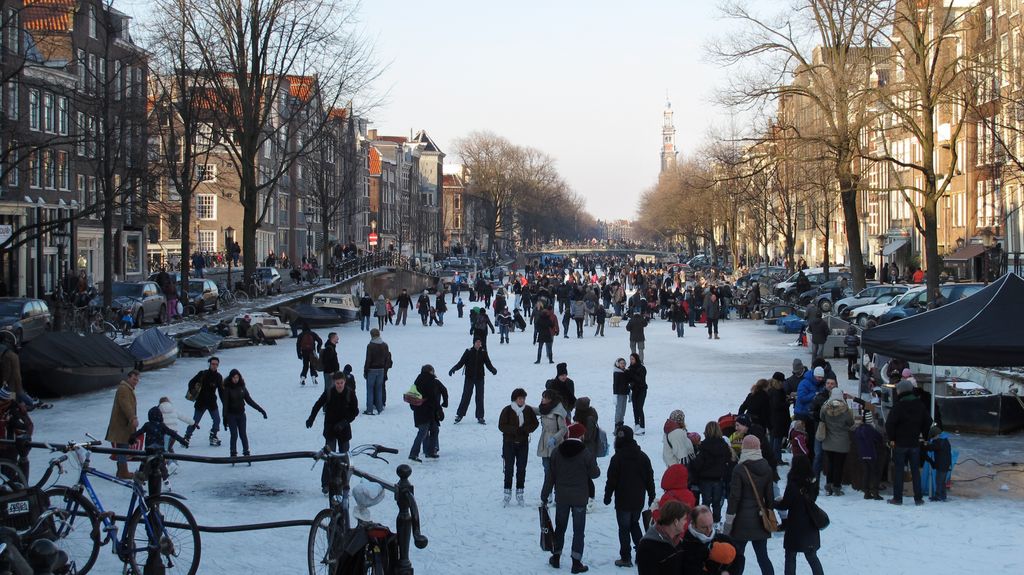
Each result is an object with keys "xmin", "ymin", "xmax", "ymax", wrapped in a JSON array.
[
  {"xmin": 290, "ymin": 303, "xmax": 344, "ymax": 326},
  {"xmin": 861, "ymin": 273, "xmax": 1024, "ymax": 366},
  {"xmin": 128, "ymin": 327, "xmax": 177, "ymax": 361},
  {"xmin": 180, "ymin": 332, "xmax": 223, "ymax": 353},
  {"xmin": 20, "ymin": 332, "xmax": 136, "ymax": 369}
]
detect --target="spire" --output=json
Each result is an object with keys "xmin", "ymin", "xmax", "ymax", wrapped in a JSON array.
[{"xmin": 661, "ymin": 97, "xmax": 678, "ymax": 173}]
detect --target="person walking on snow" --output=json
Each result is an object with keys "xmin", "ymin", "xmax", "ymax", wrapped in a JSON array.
[
  {"xmin": 184, "ymin": 357, "xmax": 223, "ymax": 447},
  {"xmin": 604, "ymin": 426, "xmax": 656, "ymax": 568},
  {"xmin": 625, "ymin": 312, "xmax": 648, "ymax": 363},
  {"xmin": 297, "ymin": 323, "xmax": 323, "ymax": 386},
  {"xmin": 449, "ymin": 339, "xmax": 497, "ymax": 424},
  {"xmin": 497, "ymin": 388, "xmax": 539, "ymax": 506},
  {"xmin": 546, "ymin": 362, "xmax": 577, "ymax": 419},
  {"xmin": 307, "ymin": 369, "xmax": 360, "ymax": 493},
  {"xmin": 320, "ymin": 332, "xmax": 340, "ymax": 377},
  {"xmin": 395, "ymin": 289, "xmax": 412, "ymax": 326},
  {"xmin": 363, "ymin": 329, "xmax": 392, "ymax": 416},
  {"xmin": 626, "ymin": 353, "xmax": 648, "ymax": 434},
  {"xmin": 612, "ymin": 358, "xmax": 630, "ymax": 428},
  {"xmin": 541, "ymin": 423, "xmax": 601, "ymax": 573},
  {"xmin": 105, "ymin": 369, "xmax": 140, "ymax": 479},
  {"xmin": 409, "ymin": 365, "xmax": 443, "ymax": 462}
]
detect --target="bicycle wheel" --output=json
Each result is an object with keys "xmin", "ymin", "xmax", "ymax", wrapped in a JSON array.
[
  {"xmin": 45, "ymin": 485, "xmax": 101, "ymax": 575},
  {"xmin": 0, "ymin": 329, "xmax": 17, "ymax": 347},
  {"xmin": 233, "ymin": 290, "xmax": 251, "ymax": 304},
  {"xmin": 125, "ymin": 495, "xmax": 200, "ymax": 575},
  {"xmin": 307, "ymin": 508, "xmax": 343, "ymax": 575},
  {"xmin": 0, "ymin": 459, "xmax": 26, "ymax": 490}
]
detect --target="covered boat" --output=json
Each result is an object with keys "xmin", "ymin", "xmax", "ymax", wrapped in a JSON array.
[
  {"xmin": 20, "ymin": 333, "xmax": 136, "ymax": 396},
  {"xmin": 179, "ymin": 331, "xmax": 223, "ymax": 357},
  {"xmin": 127, "ymin": 328, "xmax": 179, "ymax": 371},
  {"xmin": 287, "ymin": 303, "xmax": 344, "ymax": 328},
  {"xmin": 311, "ymin": 293, "xmax": 360, "ymax": 323},
  {"xmin": 240, "ymin": 313, "xmax": 290, "ymax": 339}
]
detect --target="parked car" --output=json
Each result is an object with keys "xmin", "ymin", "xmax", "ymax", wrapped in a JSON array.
[
  {"xmin": 147, "ymin": 271, "xmax": 182, "ymax": 285},
  {"xmin": 834, "ymin": 284, "xmax": 909, "ymax": 317},
  {"xmin": 91, "ymin": 281, "xmax": 167, "ymax": 326},
  {"xmin": 773, "ymin": 266, "xmax": 850, "ymax": 299},
  {"xmin": 188, "ymin": 279, "xmax": 220, "ymax": 313},
  {"xmin": 852, "ymin": 292, "xmax": 908, "ymax": 327},
  {"xmin": 0, "ymin": 298, "xmax": 52, "ymax": 344},
  {"xmin": 798, "ymin": 279, "xmax": 856, "ymax": 311},
  {"xmin": 876, "ymin": 283, "xmax": 985, "ymax": 324},
  {"xmin": 253, "ymin": 267, "xmax": 283, "ymax": 294}
]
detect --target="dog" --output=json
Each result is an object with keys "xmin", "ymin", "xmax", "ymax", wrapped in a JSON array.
[{"xmin": 608, "ymin": 315, "xmax": 623, "ymax": 327}]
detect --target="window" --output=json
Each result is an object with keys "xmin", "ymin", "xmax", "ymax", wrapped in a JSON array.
[
  {"xmin": 43, "ymin": 150, "xmax": 54, "ymax": 189},
  {"xmin": 28, "ymin": 90, "xmax": 39, "ymax": 130},
  {"xmin": 88, "ymin": 54, "xmax": 97, "ymax": 93},
  {"xmin": 5, "ymin": 146, "xmax": 17, "ymax": 187},
  {"xmin": 77, "ymin": 112, "xmax": 86, "ymax": 156},
  {"xmin": 5, "ymin": 82, "xmax": 16, "ymax": 118},
  {"xmin": 28, "ymin": 152, "xmax": 39, "ymax": 188},
  {"xmin": 42, "ymin": 93, "xmax": 53, "ymax": 132},
  {"xmin": 57, "ymin": 97, "xmax": 67, "ymax": 134},
  {"xmin": 168, "ymin": 213, "xmax": 181, "ymax": 239},
  {"xmin": 88, "ymin": 6, "xmax": 97, "ymax": 39},
  {"xmin": 126, "ymin": 65, "xmax": 133, "ymax": 98},
  {"xmin": 77, "ymin": 175, "xmax": 86, "ymax": 205},
  {"xmin": 198, "ymin": 230, "xmax": 216, "ymax": 253},
  {"xmin": 196, "ymin": 194, "xmax": 216, "ymax": 220},
  {"xmin": 77, "ymin": 50, "xmax": 86, "ymax": 89},
  {"xmin": 985, "ymin": 7, "xmax": 994, "ymax": 40},
  {"xmin": 86, "ymin": 116, "xmax": 96, "ymax": 158},
  {"xmin": 56, "ymin": 152, "xmax": 69, "ymax": 190},
  {"xmin": 114, "ymin": 61, "xmax": 122, "ymax": 101},
  {"xmin": 99, "ymin": 58, "xmax": 106, "ymax": 90},
  {"xmin": 5, "ymin": 10, "xmax": 17, "ymax": 53},
  {"xmin": 195, "ymin": 164, "xmax": 217, "ymax": 182}
]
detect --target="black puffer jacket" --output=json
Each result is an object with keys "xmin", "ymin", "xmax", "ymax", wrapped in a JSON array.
[
  {"xmin": 738, "ymin": 389, "xmax": 770, "ymax": 427},
  {"xmin": 690, "ymin": 437, "xmax": 733, "ymax": 482},
  {"xmin": 767, "ymin": 386, "xmax": 792, "ymax": 439},
  {"xmin": 773, "ymin": 477, "xmax": 820, "ymax": 552},
  {"xmin": 603, "ymin": 437, "xmax": 655, "ymax": 511},
  {"xmin": 612, "ymin": 366, "xmax": 630, "ymax": 395},
  {"xmin": 886, "ymin": 392, "xmax": 932, "ymax": 448},
  {"xmin": 541, "ymin": 440, "xmax": 600, "ymax": 507},
  {"xmin": 411, "ymin": 371, "xmax": 442, "ymax": 427},
  {"xmin": 320, "ymin": 342, "xmax": 340, "ymax": 375},
  {"xmin": 627, "ymin": 363, "xmax": 648, "ymax": 392},
  {"xmin": 307, "ymin": 384, "xmax": 359, "ymax": 442}
]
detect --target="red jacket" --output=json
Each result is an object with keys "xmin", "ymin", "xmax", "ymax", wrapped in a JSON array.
[
  {"xmin": 789, "ymin": 427, "xmax": 809, "ymax": 458},
  {"xmin": 653, "ymin": 463, "xmax": 696, "ymax": 522}
]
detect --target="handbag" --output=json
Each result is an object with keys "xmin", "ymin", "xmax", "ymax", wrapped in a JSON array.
[
  {"xmin": 743, "ymin": 464, "xmax": 779, "ymax": 533},
  {"xmin": 805, "ymin": 493, "xmax": 830, "ymax": 530},
  {"xmin": 815, "ymin": 421, "xmax": 827, "ymax": 443},
  {"xmin": 539, "ymin": 505, "xmax": 554, "ymax": 551}
]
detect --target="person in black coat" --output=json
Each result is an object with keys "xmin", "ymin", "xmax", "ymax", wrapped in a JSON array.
[
  {"xmin": 679, "ymin": 505, "xmax": 737, "ymax": 575},
  {"xmin": 635, "ymin": 500, "xmax": 687, "ymax": 575},
  {"xmin": 219, "ymin": 369, "xmax": 267, "ymax": 458},
  {"xmin": 184, "ymin": 356, "xmax": 224, "ymax": 446},
  {"xmin": 689, "ymin": 421, "xmax": 734, "ymax": 523},
  {"xmin": 766, "ymin": 372, "xmax": 791, "ymax": 465},
  {"xmin": 738, "ymin": 379, "xmax": 772, "ymax": 429},
  {"xmin": 885, "ymin": 380, "xmax": 932, "ymax": 505},
  {"xmin": 449, "ymin": 339, "xmax": 497, "ymax": 424},
  {"xmin": 625, "ymin": 353, "xmax": 648, "ymax": 433},
  {"xmin": 534, "ymin": 306, "xmax": 556, "ymax": 364},
  {"xmin": 306, "ymin": 368, "xmax": 360, "ymax": 492},
  {"xmin": 603, "ymin": 426, "xmax": 656, "ymax": 568},
  {"xmin": 773, "ymin": 456, "xmax": 824, "ymax": 575},
  {"xmin": 409, "ymin": 365, "xmax": 442, "ymax": 461},
  {"xmin": 320, "ymin": 332, "xmax": 340, "ymax": 376},
  {"xmin": 546, "ymin": 362, "xmax": 576, "ymax": 418}
]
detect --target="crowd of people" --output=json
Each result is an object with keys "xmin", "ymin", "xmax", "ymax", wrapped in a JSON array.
[{"xmin": 29, "ymin": 252, "xmax": 950, "ymax": 575}]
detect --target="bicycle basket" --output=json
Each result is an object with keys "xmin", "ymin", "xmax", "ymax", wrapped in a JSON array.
[{"xmin": 0, "ymin": 487, "xmax": 50, "ymax": 534}]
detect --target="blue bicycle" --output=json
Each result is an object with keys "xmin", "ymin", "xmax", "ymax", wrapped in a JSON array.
[{"xmin": 39, "ymin": 439, "xmax": 200, "ymax": 575}]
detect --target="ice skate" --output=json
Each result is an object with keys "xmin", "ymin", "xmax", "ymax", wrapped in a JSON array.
[
  {"xmin": 300, "ymin": 377, "xmax": 306, "ymax": 386},
  {"xmin": 209, "ymin": 432, "xmax": 221, "ymax": 446},
  {"xmin": 516, "ymin": 488, "xmax": 524, "ymax": 506},
  {"xmin": 503, "ymin": 489, "xmax": 511, "ymax": 507}
]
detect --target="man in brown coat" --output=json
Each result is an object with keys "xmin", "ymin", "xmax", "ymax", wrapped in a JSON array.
[
  {"xmin": 105, "ymin": 370, "xmax": 140, "ymax": 479},
  {"xmin": 497, "ymin": 388, "xmax": 539, "ymax": 506}
]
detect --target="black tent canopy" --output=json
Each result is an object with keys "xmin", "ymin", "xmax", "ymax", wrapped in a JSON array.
[{"xmin": 861, "ymin": 273, "xmax": 1024, "ymax": 366}]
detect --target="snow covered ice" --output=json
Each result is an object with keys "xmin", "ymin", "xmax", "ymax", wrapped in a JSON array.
[{"xmin": 28, "ymin": 311, "xmax": 1024, "ymax": 574}]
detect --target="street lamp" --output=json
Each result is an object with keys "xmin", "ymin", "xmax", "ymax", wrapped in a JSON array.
[
  {"xmin": 305, "ymin": 205, "xmax": 315, "ymax": 264},
  {"xmin": 224, "ymin": 226, "xmax": 234, "ymax": 291}
]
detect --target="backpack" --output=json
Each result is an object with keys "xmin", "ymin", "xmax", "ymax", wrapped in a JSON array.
[
  {"xmin": 475, "ymin": 314, "xmax": 489, "ymax": 331},
  {"xmin": 185, "ymin": 371, "xmax": 204, "ymax": 402},
  {"xmin": 0, "ymin": 402, "xmax": 32, "ymax": 458},
  {"xmin": 596, "ymin": 426, "xmax": 609, "ymax": 458},
  {"xmin": 300, "ymin": 332, "xmax": 316, "ymax": 352}
]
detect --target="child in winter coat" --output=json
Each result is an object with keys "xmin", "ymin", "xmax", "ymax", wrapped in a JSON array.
[
  {"xmin": 130, "ymin": 406, "xmax": 189, "ymax": 482},
  {"xmin": 923, "ymin": 425, "xmax": 952, "ymax": 501},
  {"xmin": 853, "ymin": 412, "xmax": 884, "ymax": 500},
  {"xmin": 496, "ymin": 308, "xmax": 512, "ymax": 344},
  {"xmin": 652, "ymin": 463, "xmax": 697, "ymax": 522},
  {"xmin": 456, "ymin": 297, "xmax": 465, "ymax": 318},
  {"xmin": 789, "ymin": 419, "xmax": 810, "ymax": 461},
  {"xmin": 158, "ymin": 397, "xmax": 194, "ymax": 452},
  {"xmin": 594, "ymin": 304, "xmax": 606, "ymax": 337}
]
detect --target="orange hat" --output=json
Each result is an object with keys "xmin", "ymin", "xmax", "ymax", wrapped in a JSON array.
[{"xmin": 708, "ymin": 541, "xmax": 736, "ymax": 565}]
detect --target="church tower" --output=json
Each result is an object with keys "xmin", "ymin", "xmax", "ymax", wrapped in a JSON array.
[{"xmin": 660, "ymin": 98, "xmax": 678, "ymax": 174}]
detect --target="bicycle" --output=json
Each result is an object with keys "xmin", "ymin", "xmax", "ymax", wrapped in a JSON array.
[
  {"xmin": 87, "ymin": 312, "xmax": 118, "ymax": 341},
  {"xmin": 37, "ymin": 438, "xmax": 201, "ymax": 575},
  {"xmin": 217, "ymin": 286, "xmax": 236, "ymax": 307},
  {"xmin": 307, "ymin": 443, "xmax": 427, "ymax": 575},
  {"xmin": 246, "ymin": 273, "xmax": 268, "ymax": 300}
]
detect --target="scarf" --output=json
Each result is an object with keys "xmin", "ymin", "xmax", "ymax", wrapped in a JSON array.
[
  {"xmin": 687, "ymin": 523, "xmax": 716, "ymax": 544},
  {"xmin": 510, "ymin": 402, "xmax": 525, "ymax": 426},
  {"xmin": 738, "ymin": 448, "xmax": 763, "ymax": 465}
]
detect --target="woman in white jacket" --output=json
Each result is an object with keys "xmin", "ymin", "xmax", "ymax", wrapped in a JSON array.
[
  {"xmin": 536, "ymin": 389, "xmax": 568, "ymax": 491},
  {"xmin": 662, "ymin": 409, "xmax": 695, "ymax": 468}
]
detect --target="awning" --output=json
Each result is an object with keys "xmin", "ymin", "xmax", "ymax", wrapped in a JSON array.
[
  {"xmin": 882, "ymin": 238, "xmax": 909, "ymax": 256},
  {"xmin": 944, "ymin": 243, "xmax": 986, "ymax": 262}
]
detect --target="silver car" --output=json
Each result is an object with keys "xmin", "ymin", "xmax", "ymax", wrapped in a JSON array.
[
  {"xmin": 92, "ymin": 281, "xmax": 168, "ymax": 326},
  {"xmin": 835, "ymin": 284, "xmax": 909, "ymax": 317}
]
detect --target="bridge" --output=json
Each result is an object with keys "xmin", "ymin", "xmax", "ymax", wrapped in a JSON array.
[{"xmin": 520, "ymin": 247, "xmax": 678, "ymax": 260}]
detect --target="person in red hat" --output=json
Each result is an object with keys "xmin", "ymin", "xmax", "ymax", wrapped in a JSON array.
[{"xmin": 541, "ymin": 422, "xmax": 600, "ymax": 573}]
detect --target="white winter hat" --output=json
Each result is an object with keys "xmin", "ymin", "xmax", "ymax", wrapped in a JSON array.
[{"xmin": 813, "ymin": 367, "xmax": 825, "ymax": 378}]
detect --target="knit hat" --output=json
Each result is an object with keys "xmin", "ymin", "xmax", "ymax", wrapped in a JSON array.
[
  {"xmin": 669, "ymin": 409, "xmax": 686, "ymax": 426},
  {"xmin": 895, "ymin": 380, "xmax": 914, "ymax": 396},
  {"xmin": 556, "ymin": 362, "xmax": 568, "ymax": 377},
  {"xmin": 615, "ymin": 425, "xmax": 634, "ymax": 441},
  {"xmin": 813, "ymin": 366, "xmax": 825, "ymax": 378},
  {"xmin": 708, "ymin": 541, "xmax": 737, "ymax": 566},
  {"xmin": 735, "ymin": 414, "xmax": 751, "ymax": 428},
  {"xmin": 741, "ymin": 434, "xmax": 760, "ymax": 450},
  {"xmin": 567, "ymin": 423, "xmax": 586, "ymax": 440},
  {"xmin": 901, "ymin": 368, "xmax": 913, "ymax": 378},
  {"xmin": 829, "ymin": 387, "xmax": 844, "ymax": 401},
  {"xmin": 792, "ymin": 358, "xmax": 805, "ymax": 374},
  {"xmin": 772, "ymin": 371, "xmax": 786, "ymax": 383}
]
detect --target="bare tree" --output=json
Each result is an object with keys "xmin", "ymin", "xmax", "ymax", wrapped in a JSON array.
[
  {"xmin": 711, "ymin": 0, "xmax": 894, "ymax": 290},
  {"xmin": 161, "ymin": 0, "xmax": 378, "ymax": 282}
]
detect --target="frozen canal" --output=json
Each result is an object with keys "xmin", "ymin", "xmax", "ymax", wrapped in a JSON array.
[{"xmin": 28, "ymin": 309, "xmax": 1024, "ymax": 574}]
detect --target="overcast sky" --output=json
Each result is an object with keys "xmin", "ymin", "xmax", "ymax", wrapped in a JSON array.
[{"xmin": 123, "ymin": 0, "xmax": 740, "ymax": 221}]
